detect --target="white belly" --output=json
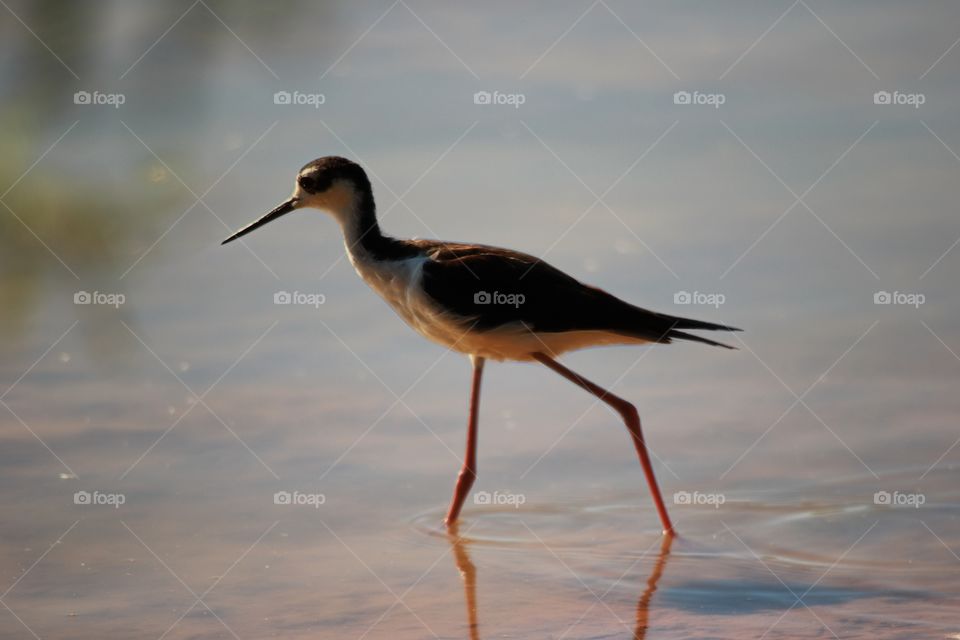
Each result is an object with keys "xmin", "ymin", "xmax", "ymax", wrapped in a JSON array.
[
  {"xmin": 349, "ymin": 252, "xmax": 465, "ymax": 349},
  {"xmin": 348, "ymin": 253, "xmax": 648, "ymax": 361}
]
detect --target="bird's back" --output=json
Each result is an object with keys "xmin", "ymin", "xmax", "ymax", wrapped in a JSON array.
[{"xmin": 345, "ymin": 238, "xmax": 739, "ymax": 360}]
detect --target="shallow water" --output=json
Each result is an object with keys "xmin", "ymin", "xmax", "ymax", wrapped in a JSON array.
[
  {"xmin": 3, "ymin": 456, "xmax": 958, "ymax": 638},
  {"xmin": 3, "ymin": 1, "xmax": 960, "ymax": 638}
]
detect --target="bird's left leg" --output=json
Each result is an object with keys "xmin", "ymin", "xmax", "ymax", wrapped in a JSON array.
[{"xmin": 445, "ymin": 356, "xmax": 485, "ymax": 526}]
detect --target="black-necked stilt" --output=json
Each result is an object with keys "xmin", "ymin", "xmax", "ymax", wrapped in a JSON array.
[{"xmin": 223, "ymin": 156, "xmax": 740, "ymax": 535}]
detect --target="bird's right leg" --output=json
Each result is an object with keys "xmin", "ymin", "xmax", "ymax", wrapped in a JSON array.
[
  {"xmin": 445, "ymin": 356, "xmax": 485, "ymax": 526},
  {"xmin": 532, "ymin": 352, "xmax": 674, "ymax": 535}
]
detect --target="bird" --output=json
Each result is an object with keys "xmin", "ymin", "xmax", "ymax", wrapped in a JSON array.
[{"xmin": 222, "ymin": 156, "xmax": 740, "ymax": 535}]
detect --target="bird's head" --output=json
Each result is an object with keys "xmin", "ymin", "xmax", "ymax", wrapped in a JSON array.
[{"xmin": 222, "ymin": 156, "xmax": 372, "ymax": 244}]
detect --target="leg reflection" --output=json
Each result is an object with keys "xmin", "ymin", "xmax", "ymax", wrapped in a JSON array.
[
  {"xmin": 447, "ymin": 523, "xmax": 480, "ymax": 640},
  {"xmin": 447, "ymin": 524, "xmax": 674, "ymax": 640},
  {"xmin": 634, "ymin": 533, "xmax": 674, "ymax": 639}
]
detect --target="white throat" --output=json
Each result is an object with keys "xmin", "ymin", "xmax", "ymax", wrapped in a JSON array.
[{"xmin": 296, "ymin": 180, "xmax": 372, "ymax": 258}]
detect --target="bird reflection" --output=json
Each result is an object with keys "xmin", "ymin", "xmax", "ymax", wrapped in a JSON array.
[
  {"xmin": 634, "ymin": 534, "xmax": 673, "ymax": 638},
  {"xmin": 447, "ymin": 524, "xmax": 481, "ymax": 640},
  {"xmin": 446, "ymin": 525, "xmax": 673, "ymax": 639}
]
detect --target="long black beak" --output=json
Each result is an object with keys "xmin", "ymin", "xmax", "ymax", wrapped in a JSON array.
[{"xmin": 221, "ymin": 198, "xmax": 298, "ymax": 245}]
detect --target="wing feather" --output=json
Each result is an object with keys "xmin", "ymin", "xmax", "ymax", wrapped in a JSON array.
[{"xmin": 415, "ymin": 241, "xmax": 740, "ymax": 348}]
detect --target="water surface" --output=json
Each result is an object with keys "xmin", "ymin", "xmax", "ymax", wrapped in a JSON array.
[{"xmin": 2, "ymin": 1, "xmax": 959, "ymax": 637}]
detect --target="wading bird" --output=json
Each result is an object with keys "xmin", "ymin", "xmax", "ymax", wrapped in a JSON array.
[{"xmin": 223, "ymin": 156, "xmax": 740, "ymax": 535}]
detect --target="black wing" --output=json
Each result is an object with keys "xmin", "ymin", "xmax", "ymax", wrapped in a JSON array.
[{"xmin": 416, "ymin": 241, "xmax": 740, "ymax": 348}]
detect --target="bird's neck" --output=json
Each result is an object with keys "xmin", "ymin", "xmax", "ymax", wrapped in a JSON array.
[{"xmin": 333, "ymin": 184, "xmax": 414, "ymax": 262}]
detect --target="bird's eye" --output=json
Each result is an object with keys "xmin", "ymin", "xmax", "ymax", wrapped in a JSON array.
[{"xmin": 298, "ymin": 175, "xmax": 316, "ymax": 192}]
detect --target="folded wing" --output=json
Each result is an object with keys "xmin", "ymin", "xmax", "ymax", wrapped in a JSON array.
[{"xmin": 417, "ymin": 241, "xmax": 740, "ymax": 348}]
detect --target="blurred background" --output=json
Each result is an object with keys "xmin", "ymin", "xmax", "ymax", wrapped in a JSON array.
[{"xmin": 1, "ymin": 1, "xmax": 959, "ymax": 638}]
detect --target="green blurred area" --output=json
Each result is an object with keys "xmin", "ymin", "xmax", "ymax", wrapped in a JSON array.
[
  {"xmin": 0, "ymin": 107, "xmax": 176, "ymax": 336},
  {"xmin": 0, "ymin": 0, "xmax": 320, "ymax": 336}
]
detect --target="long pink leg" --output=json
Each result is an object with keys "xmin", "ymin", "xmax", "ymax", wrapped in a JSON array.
[
  {"xmin": 532, "ymin": 352, "xmax": 675, "ymax": 535},
  {"xmin": 445, "ymin": 356, "xmax": 485, "ymax": 526}
]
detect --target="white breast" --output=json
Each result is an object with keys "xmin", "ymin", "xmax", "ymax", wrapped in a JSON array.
[
  {"xmin": 348, "ymin": 251, "xmax": 461, "ymax": 346},
  {"xmin": 349, "ymin": 252, "xmax": 426, "ymax": 321},
  {"xmin": 347, "ymin": 251, "xmax": 648, "ymax": 362}
]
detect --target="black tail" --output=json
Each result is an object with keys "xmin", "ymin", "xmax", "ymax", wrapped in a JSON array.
[
  {"xmin": 666, "ymin": 329, "xmax": 737, "ymax": 349},
  {"xmin": 581, "ymin": 291, "xmax": 742, "ymax": 350},
  {"xmin": 655, "ymin": 312, "xmax": 742, "ymax": 333},
  {"xmin": 655, "ymin": 312, "xmax": 741, "ymax": 349}
]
